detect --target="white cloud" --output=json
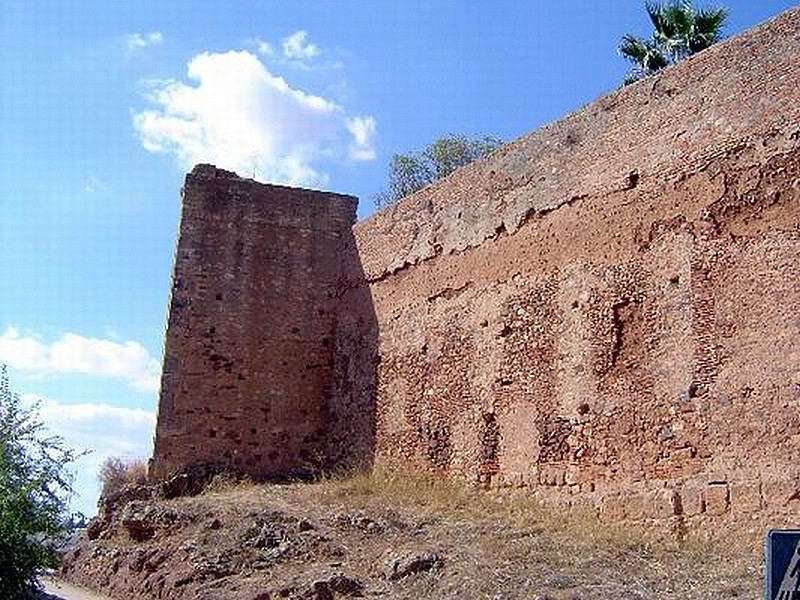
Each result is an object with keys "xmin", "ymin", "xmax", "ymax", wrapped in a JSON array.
[
  {"xmin": 26, "ymin": 396, "xmax": 156, "ymax": 439},
  {"xmin": 125, "ymin": 31, "xmax": 163, "ymax": 51},
  {"xmin": 346, "ymin": 116, "xmax": 377, "ymax": 161},
  {"xmin": 251, "ymin": 37, "xmax": 274, "ymax": 56},
  {"xmin": 282, "ymin": 30, "xmax": 319, "ymax": 61},
  {"xmin": 132, "ymin": 50, "xmax": 377, "ymax": 186},
  {"xmin": 21, "ymin": 394, "xmax": 156, "ymax": 517},
  {"xmin": 0, "ymin": 327, "xmax": 160, "ymax": 393}
]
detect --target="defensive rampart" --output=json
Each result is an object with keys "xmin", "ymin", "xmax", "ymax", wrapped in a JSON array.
[
  {"xmin": 152, "ymin": 8, "xmax": 800, "ymax": 526},
  {"xmin": 355, "ymin": 7, "xmax": 800, "ymax": 525}
]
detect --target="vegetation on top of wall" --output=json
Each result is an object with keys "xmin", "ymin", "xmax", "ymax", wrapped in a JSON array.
[
  {"xmin": 620, "ymin": 1, "xmax": 729, "ymax": 84},
  {"xmin": 373, "ymin": 134, "xmax": 503, "ymax": 208}
]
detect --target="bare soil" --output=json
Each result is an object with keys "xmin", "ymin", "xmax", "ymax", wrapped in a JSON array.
[{"xmin": 61, "ymin": 472, "xmax": 763, "ymax": 600}]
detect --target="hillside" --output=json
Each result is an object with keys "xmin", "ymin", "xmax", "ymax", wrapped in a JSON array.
[{"xmin": 61, "ymin": 472, "xmax": 759, "ymax": 600}]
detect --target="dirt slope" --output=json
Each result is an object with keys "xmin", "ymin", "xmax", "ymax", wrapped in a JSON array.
[{"xmin": 61, "ymin": 472, "xmax": 761, "ymax": 600}]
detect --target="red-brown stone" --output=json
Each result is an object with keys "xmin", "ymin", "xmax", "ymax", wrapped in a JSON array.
[{"xmin": 151, "ymin": 8, "xmax": 800, "ymax": 528}]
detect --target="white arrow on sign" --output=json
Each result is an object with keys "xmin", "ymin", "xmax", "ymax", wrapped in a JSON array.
[{"xmin": 775, "ymin": 539, "xmax": 800, "ymax": 600}]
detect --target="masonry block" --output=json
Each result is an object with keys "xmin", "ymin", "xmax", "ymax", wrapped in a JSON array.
[
  {"xmin": 704, "ymin": 483, "xmax": 730, "ymax": 516},
  {"xmin": 730, "ymin": 481, "xmax": 762, "ymax": 513}
]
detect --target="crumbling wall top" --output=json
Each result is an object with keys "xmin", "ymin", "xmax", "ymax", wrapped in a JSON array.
[{"xmin": 354, "ymin": 7, "xmax": 800, "ymax": 281}]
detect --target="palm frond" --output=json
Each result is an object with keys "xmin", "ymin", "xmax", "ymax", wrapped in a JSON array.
[
  {"xmin": 619, "ymin": 34, "xmax": 668, "ymax": 74},
  {"xmin": 646, "ymin": 45, "xmax": 670, "ymax": 72},
  {"xmin": 695, "ymin": 6, "xmax": 728, "ymax": 34},
  {"xmin": 619, "ymin": 34, "xmax": 650, "ymax": 62},
  {"xmin": 691, "ymin": 6, "xmax": 728, "ymax": 51},
  {"xmin": 623, "ymin": 73, "xmax": 644, "ymax": 86},
  {"xmin": 645, "ymin": 1, "xmax": 668, "ymax": 33}
]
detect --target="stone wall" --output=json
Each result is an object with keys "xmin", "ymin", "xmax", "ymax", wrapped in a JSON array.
[
  {"xmin": 152, "ymin": 8, "xmax": 800, "ymax": 526},
  {"xmin": 354, "ymin": 7, "xmax": 800, "ymax": 525},
  {"xmin": 150, "ymin": 165, "xmax": 376, "ymax": 480}
]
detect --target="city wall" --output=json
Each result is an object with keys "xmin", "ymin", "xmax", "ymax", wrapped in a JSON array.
[
  {"xmin": 355, "ymin": 7, "xmax": 800, "ymax": 525},
  {"xmin": 152, "ymin": 8, "xmax": 800, "ymax": 526}
]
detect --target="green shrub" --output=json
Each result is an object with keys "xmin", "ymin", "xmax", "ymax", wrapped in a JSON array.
[
  {"xmin": 0, "ymin": 365, "xmax": 83, "ymax": 598},
  {"xmin": 373, "ymin": 134, "xmax": 503, "ymax": 207}
]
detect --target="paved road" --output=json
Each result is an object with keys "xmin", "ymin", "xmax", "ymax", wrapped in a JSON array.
[{"xmin": 38, "ymin": 576, "xmax": 115, "ymax": 600}]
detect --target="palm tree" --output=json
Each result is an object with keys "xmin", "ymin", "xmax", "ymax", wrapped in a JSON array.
[
  {"xmin": 619, "ymin": 1, "xmax": 728, "ymax": 83},
  {"xmin": 619, "ymin": 35, "xmax": 669, "ymax": 84}
]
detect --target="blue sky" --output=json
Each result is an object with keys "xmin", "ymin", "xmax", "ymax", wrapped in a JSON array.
[{"xmin": 1, "ymin": 0, "xmax": 795, "ymax": 516}]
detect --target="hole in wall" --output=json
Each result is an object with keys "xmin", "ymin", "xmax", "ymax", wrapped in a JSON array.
[
  {"xmin": 609, "ymin": 298, "xmax": 645, "ymax": 371},
  {"xmin": 624, "ymin": 170, "xmax": 640, "ymax": 190},
  {"xmin": 480, "ymin": 412, "xmax": 500, "ymax": 477}
]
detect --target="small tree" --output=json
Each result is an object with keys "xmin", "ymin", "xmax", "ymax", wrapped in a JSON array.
[
  {"xmin": 374, "ymin": 134, "xmax": 502, "ymax": 207},
  {"xmin": 619, "ymin": 1, "xmax": 728, "ymax": 83},
  {"xmin": 0, "ymin": 365, "xmax": 83, "ymax": 598}
]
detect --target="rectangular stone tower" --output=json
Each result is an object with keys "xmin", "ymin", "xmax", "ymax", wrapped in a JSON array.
[{"xmin": 150, "ymin": 164, "xmax": 359, "ymax": 480}]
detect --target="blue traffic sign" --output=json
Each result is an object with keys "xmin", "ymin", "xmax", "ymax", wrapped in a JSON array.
[{"xmin": 766, "ymin": 529, "xmax": 800, "ymax": 600}]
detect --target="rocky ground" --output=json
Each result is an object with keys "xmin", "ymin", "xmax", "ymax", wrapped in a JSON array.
[{"xmin": 61, "ymin": 470, "xmax": 762, "ymax": 600}]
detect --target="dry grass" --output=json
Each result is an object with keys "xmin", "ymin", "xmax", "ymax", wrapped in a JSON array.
[
  {"xmin": 84, "ymin": 468, "xmax": 761, "ymax": 599},
  {"xmin": 97, "ymin": 456, "xmax": 148, "ymax": 497},
  {"xmin": 304, "ymin": 468, "xmax": 760, "ymax": 599}
]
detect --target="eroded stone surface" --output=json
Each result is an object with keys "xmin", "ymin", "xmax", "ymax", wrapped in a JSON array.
[{"xmin": 352, "ymin": 7, "xmax": 800, "ymax": 528}]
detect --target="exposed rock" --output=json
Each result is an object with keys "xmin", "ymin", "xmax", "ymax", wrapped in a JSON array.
[
  {"xmin": 158, "ymin": 464, "xmax": 226, "ymax": 499},
  {"xmin": 254, "ymin": 572, "xmax": 364, "ymax": 600},
  {"xmin": 120, "ymin": 501, "xmax": 178, "ymax": 542},
  {"xmin": 383, "ymin": 551, "xmax": 443, "ymax": 580},
  {"xmin": 335, "ymin": 512, "xmax": 385, "ymax": 534},
  {"xmin": 304, "ymin": 573, "xmax": 364, "ymax": 599}
]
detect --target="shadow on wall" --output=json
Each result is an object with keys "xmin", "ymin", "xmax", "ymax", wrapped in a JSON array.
[{"xmin": 328, "ymin": 225, "xmax": 379, "ymax": 474}]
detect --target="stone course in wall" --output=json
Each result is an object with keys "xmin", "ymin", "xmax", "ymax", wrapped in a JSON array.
[{"xmin": 353, "ymin": 7, "xmax": 800, "ymax": 527}]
